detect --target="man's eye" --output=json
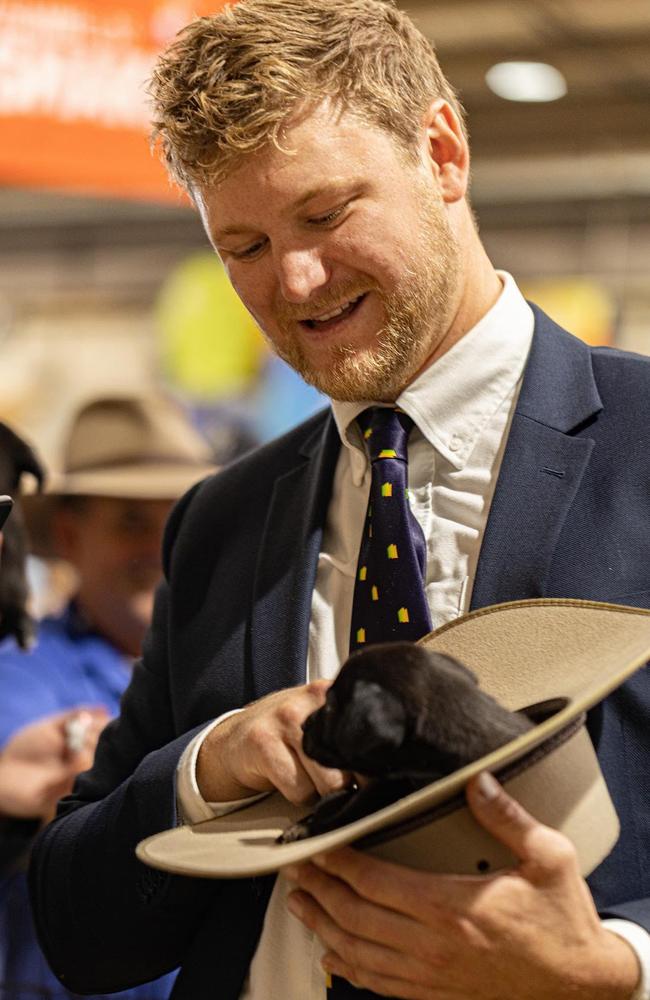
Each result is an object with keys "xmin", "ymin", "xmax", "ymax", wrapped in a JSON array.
[
  {"xmin": 309, "ymin": 204, "xmax": 347, "ymax": 226},
  {"xmin": 231, "ymin": 238, "xmax": 267, "ymax": 260}
]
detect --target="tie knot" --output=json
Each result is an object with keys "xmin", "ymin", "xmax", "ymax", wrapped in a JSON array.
[{"xmin": 358, "ymin": 407, "xmax": 413, "ymax": 463}]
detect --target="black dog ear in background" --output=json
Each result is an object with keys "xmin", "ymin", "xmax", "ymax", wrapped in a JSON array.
[
  {"xmin": 0, "ymin": 423, "xmax": 46, "ymax": 650},
  {"xmin": 280, "ymin": 643, "xmax": 533, "ymax": 842}
]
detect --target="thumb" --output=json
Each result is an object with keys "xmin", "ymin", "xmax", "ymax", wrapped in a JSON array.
[{"xmin": 466, "ymin": 771, "xmax": 569, "ymax": 870}]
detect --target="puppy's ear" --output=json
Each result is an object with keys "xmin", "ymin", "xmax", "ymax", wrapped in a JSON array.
[{"xmin": 335, "ymin": 679, "xmax": 407, "ymax": 768}]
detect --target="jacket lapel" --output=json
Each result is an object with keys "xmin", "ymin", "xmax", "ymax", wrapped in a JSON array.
[
  {"xmin": 471, "ymin": 307, "xmax": 602, "ymax": 609},
  {"xmin": 249, "ymin": 412, "xmax": 340, "ymax": 700}
]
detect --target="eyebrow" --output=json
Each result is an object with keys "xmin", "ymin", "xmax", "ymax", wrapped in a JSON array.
[
  {"xmin": 290, "ymin": 182, "xmax": 352, "ymax": 211},
  {"xmin": 214, "ymin": 181, "xmax": 364, "ymax": 243},
  {"xmin": 214, "ymin": 223, "xmax": 255, "ymax": 240}
]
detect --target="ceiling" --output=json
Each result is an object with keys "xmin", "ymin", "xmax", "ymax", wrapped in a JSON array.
[{"xmin": 405, "ymin": 0, "xmax": 650, "ymax": 160}]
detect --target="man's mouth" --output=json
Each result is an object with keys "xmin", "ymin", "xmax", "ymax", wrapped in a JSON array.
[{"xmin": 300, "ymin": 293, "xmax": 366, "ymax": 332}]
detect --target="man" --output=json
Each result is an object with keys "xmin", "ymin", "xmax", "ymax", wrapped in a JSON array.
[
  {"xmin": 30, "ymin": 3, "xmax": 650, "ymax": 999},
  {"xmin": 0, "ymin": 393, "xmax": 214, "ymax": 999}
]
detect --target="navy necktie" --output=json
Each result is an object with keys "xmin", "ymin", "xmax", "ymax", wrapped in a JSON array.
[
  {"xmin": 349, "ymin": 407, "xmax": 432, "ymax": 653},
  {"xmin": 328, "ymin": 407, "xmax": 432, "ymax": 1000}
]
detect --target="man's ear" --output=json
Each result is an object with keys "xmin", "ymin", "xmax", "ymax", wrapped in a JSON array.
[{"xmin": 420, "ymin": 98, "xmax": 469, "ymax": 204}]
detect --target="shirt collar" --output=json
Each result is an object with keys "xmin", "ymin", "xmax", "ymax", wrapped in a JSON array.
[{"xmin": 331, "ymin": 271, "xmax": 534, "ymax": 474}]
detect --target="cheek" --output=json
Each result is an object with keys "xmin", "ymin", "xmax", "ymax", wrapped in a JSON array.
[
  {"xmin": 226, "ymin": 263, "xmax": 271, "ymax": 318},
  {"xmin": 332, "ymin": 216, "xmax": 410, "ymax": 287}
]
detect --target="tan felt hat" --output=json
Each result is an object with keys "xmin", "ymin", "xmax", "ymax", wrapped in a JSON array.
[
  {"xmin": 24, "ymin": 394, "xmax": 216, "ymax": 557},
  {"xmin": 137, "ymin": 599, "xmax": 650, "ymax": 880}
]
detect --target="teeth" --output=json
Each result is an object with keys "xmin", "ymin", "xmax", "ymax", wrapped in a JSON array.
[{"xmin": 311, "ymin": 298, "xmax": 355, "ymax": 323}]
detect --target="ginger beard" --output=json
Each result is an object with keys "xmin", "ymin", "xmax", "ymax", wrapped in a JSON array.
[{"xmin": 272, "ymin": 187, "xmax": 461, "ymax": 402}]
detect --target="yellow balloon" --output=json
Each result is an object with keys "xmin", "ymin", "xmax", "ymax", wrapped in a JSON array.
[{"xmin": 156, "ymin": 252, "xmax": 267, "ymax": 400}]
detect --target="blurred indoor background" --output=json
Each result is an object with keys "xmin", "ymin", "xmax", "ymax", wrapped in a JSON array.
[{"xmin": 0, "ymin": 0, "xmax": 649, "ymax": 475}]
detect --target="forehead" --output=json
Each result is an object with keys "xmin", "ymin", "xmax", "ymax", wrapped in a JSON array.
[{"xmin": 196, "ymin": 103, "xmax": 416, "ymax": 235}]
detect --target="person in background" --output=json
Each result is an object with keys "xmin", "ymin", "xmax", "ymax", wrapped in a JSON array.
[
  {"xmin": 29, "ymin": 2, "xmax": 650, "ymax": 999},
  {"xmin": 0, "ymin": 709, "xmax": 108, "ymax": 874},
  {"xmin": 0, "ymin": 394, "xmax": 214, "ymax": 1000}
]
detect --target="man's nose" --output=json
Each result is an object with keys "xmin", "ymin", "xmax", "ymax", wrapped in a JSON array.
[{"xmin": 274, "ymin": 246, "xmax": 329, "ymax": 302}]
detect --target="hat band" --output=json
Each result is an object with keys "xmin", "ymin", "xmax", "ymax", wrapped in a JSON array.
[
  {"xmin": 66, "ymin": 454, "xmax": 207, "ymax": 474},
  {"xmin": 356, "ymin": 701, "xmax": 581, "ymax": 853}
]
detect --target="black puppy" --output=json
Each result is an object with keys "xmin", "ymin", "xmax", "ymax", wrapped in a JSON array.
[
  {"xmin": 280, "ymin": 642, "xmax": 533, "ymax": 842},
  {"xmin": 0, "ymin": 423, "xmax": 45, "ymax": 649}
]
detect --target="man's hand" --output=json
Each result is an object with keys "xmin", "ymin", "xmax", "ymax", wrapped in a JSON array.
[
  {"xmin": 196, "ymin": 681, "xmax": 350, "ymax": 804},
  {"xmin": 0, "ymin": 707, "xmax": 109, "ymax": 821},
  {"xmin": 283, "ymin": 772, "xmax": 640, "ymax": 1000}
]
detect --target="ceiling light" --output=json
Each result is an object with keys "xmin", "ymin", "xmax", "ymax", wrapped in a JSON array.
[{"xmin": 485, "ymin": 61, "xmax": 568, "ymax": 103}]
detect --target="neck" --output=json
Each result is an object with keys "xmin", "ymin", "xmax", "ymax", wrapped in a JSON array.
[
  {"xmin": 408, "ymin": 214, "xmax": 503, "ymax": 387},
  {"xmin": 74, "ymin": 591, "xmax": 151, "ymax": 659}
]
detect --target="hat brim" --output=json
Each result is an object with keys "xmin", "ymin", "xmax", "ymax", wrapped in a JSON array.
[
  {"xmin": 137, "ymin": 599, "xmax": 650, "ymax": 879},
  {"xmin": 22, "ymin": 463, "xmax": 215, "ymax": 558}
]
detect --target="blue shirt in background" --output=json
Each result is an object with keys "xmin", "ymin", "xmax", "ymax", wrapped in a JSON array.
[{"xmin": 0, "ymin": 603, "xmax": 177, "ymax": 999}]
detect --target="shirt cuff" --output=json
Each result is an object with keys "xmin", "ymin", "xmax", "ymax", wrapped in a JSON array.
[
  {"xmin": 602, "ymin": 918, "xmax": 650, "ymax": 1000},
  {"xmin": 176, "ymin": 710, "xmax": 268, "ymax": 824}
]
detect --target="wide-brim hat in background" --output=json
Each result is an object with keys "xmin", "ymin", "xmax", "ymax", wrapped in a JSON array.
[
  {"xmin": 24, "ymin": 394, "xmax": 216, "ymax": 558},
  {"xmin": 137, "ymin": 599, "xmax": 650, "ymax": 880}
]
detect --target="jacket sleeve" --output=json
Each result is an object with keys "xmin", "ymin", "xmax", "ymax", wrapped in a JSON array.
[{"xmin": 28, "ymin": 486, "xmax": 224, "ymax": 993}]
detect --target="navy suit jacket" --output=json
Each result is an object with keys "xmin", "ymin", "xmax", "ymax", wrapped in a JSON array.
[{"xmin": 30, "ymin": 309, "xmax": 650, "ymax": 999}]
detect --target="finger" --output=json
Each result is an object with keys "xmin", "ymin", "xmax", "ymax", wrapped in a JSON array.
[
  {"xmin": 55, "ymin": 705, "xmax": 110, "ymax": 726},
  {"xmin": 71, "ymin": 746, "xmax": 98, "ymax": 774},
  {"xmin": 284, "ymin": 860, "xmax": 424, "ymax": 953},
  {"xmin": 280, "ymin": 710, "xmax": 345, "ymax": 798},
  {"xmin": 63, "ymin": 711, "xmax": 100, "ymax": 756},
  {"xmin": 294, "ymin": 745, "xmax": 349, "ymax": 798},
  {"xmin": 286, "ymin": 889, "xmax": 433, "ymax": 998},
  {"xmin": 263, "ymin": 744, "xmax": 321, "ymax": 805},
  {"xmin": 310, "ymin": 847, "xmax": 458, "ymax": 918},
  {"xmin": 466, "ymin": 772, "xmax": 578, "ymax": 875}
]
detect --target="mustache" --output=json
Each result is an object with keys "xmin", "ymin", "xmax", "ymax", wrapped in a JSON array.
[{"xmin": 275, "ymin": 280, "xmax": 377, "ymax": 324}]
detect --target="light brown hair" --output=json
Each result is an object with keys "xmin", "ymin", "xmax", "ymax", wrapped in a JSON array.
[{"xmin": 149, "ymin": 0, "xmax": 466, "ymax": 191}]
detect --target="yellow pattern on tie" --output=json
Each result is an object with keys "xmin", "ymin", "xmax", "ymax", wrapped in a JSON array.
[
  {"xmin": 358, "ymin": 566, "xmax": 367, "ymax": 581},
  {"xmin": 381, "ymin": 482, "xmax": 393, "ymax": 497},
  {"xmin": 398, "ymin": 607, "xmax": 410, "ymax": 623},
  {"xmin": 356, "ymin": 627, "xmax": 366, "ymax": 644},
  {"xmin": 371, "ymin": 585, "xmax": 379, "ymax": 601},
  {"xmin": 387, "ymin": 544, "xmax": 398, "ymax": 559},
  {"xmin": 378, "ymin": 448, "xmax": 397, "ymax": 458}
]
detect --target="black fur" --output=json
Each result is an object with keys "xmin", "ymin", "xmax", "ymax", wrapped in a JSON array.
[
  {"xmin": 280, "ymin": 642, "xmax": 533, "ymax": 842},
  {"xmin": 0, "ymin": 423, "xmax": 45, "ymax": 649}
]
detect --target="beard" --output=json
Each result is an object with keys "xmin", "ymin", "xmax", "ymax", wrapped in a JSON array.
[{"xmin": 270, "ymin": 187, "xmax": 461, "ymax": 402}]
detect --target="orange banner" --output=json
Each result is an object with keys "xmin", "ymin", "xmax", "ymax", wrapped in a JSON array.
[{"xmin": 0, "ymin": 0, "xmax": 226, "ymax": 202}]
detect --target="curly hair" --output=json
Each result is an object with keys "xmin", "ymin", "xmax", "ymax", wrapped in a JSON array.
[{"xmin": 148, "ymin": 0, "xmax": 465, "ymax": 190}]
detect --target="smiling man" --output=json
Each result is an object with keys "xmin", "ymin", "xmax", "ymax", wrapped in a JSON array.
[
  {"xmin": 197, "ymin": 100, "xmax": 468, "ymax": 403},
  {"xmin": 29, "ymin": 3, "xmax": 650, "ymax": 1000}
]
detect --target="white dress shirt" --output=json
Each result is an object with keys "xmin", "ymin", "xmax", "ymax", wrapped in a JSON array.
[{"xmin": 177, "ymin": 272, "xmax": 649, "ymax": 1000}]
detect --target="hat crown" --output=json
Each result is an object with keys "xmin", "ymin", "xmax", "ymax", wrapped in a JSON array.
[{"xmin": 64, "ymin": 396, "xmax": 211, "ymax": 473}]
